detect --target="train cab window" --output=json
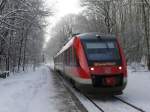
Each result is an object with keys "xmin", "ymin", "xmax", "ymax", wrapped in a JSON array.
[
  {"xmin": 73, "ymin": 48, "xmax": 79, "ymax": 66},
  {"xmin": 82, "ymin": 40, "xmax": 121, "ymax": 65}
]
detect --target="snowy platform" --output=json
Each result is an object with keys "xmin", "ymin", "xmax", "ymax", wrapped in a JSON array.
[{"xmin": 0, "ymin": 66, "xmax": 82, "ymax": 112}]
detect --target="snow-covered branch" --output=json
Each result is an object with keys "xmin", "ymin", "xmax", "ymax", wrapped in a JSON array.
[{"xmin": 0, "ymin": 0, "xmax": 52, "ymax": 72}]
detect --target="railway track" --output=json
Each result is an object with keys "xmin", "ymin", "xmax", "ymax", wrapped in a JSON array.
[
  {"xmin": 81, "ymin": 93, "xmax": 105, "ymax": 112},
  {"xmin": 54, "ymin": 71, "xmax": 145, "ymax": 112},
  {"xmin": 83, "ymin": 93, "xmax": 146, "ymax": 112},
  {"xmin": 113, "ymin": 96, "xmax": 145, "ymax": 112}
]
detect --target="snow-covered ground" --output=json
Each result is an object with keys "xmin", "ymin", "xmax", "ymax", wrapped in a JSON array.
[
  {"xmin": 60, "ymin": 66, "xmax": 150, "ymax": 112},
  {"xmin": 0, "ymin": 64, "xmax": 149, "ymax": 112},
  {"xmin": 118, "ymin": 67, "xmax": 150, "ymax": 112},
  {"xmin": 0, "ymin": 65, "xmax": 81, "ymax": 112}
]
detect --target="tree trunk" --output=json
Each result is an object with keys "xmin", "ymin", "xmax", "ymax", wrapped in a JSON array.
[
  {"xmin": 142, "ymin": 0, "xmax": 150, "ymax": 70},
  {"xmin": 18, "ymin": 29, "xmax": 24, "ymax": 71}
]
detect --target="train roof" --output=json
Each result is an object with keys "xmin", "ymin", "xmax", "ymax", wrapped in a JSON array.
[
  {"xmin": 55, "ymin": 37, "xmax": 75, "ymax": 57},
  {"xmin": 78, "ymin": 32, "xmax": 116, "ymax": 40},
  {"xmin": 55, "ymin": 32, "xmax": 117, "ymax": 57}
]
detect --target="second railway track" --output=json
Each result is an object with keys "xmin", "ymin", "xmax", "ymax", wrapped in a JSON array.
[
  {"xmin": 113, "ymin": 96, "xmax": 145, "ymax": 112},
  {"xmin": 83, "ymin": 92, "xmax": 146, "ymax": 112}
]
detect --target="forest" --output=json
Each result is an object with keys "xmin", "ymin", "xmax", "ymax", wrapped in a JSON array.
[
  {"xmin": 46, "ymin": 0, "xmax": 150, "ymax": 70},
  {"xmin": 0, "ymin": 0, "xmax": 150, "ymax": 72},
  {"xmin": 0, "ymin": 0, "xmax": 50, "ymax": 72}
]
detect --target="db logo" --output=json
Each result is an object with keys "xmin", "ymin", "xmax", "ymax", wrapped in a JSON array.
[{"xmin": 105, "ymin": 68, "xmax": 111, "ymax": 74}]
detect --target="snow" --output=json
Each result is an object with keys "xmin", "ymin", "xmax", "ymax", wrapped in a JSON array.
[
  {"xmin": 118, "ymin": 66, "xmax": 150, "ymax": 112},
  {"xmin": 59, "ymin": 75, "xmax": 101, "ymax": 112},
  {"xmin": 0, "ymin": 63, "xmax": 149, "ymax": 112},
  {"xmin": 58, "ymin": 64, "xmax": 150, "ymax": 112},
  {"xmin": 0, "ymin": 65, "xmax": 81, "ymax": 112}
]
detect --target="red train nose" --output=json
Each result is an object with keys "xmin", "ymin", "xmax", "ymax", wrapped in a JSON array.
[{"xmin": 105, "ymin": 77, "xmax": 117, "ymax": 86}]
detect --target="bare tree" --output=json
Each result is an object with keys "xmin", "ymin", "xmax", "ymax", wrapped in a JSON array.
[{"xmin": 0, "ymin": 0, "xmax": 51, "ymax": 72}]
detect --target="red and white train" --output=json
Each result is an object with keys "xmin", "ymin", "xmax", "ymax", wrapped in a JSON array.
[{"xmin": 54, "ymin": 32, "xmax": 127, "ymax": 94}]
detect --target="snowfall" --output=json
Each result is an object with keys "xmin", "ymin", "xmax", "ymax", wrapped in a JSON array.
[{"xmin": 0, "ymin": 63, "xmax": 149, "ymax": 112}]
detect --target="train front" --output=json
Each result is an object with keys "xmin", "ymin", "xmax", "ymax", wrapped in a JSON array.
[{"xmin": 79, "ymin": 34, "xmax": 127, "ymax": 94}]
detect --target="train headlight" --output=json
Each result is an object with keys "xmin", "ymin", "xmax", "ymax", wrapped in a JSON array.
[
  {"xmin": 118, "ymin": 66, "xmax": 122, "ymax": 70},
  {"xmin": 90, "ymin": 67, "xmax": 94, "ymax": 71}
]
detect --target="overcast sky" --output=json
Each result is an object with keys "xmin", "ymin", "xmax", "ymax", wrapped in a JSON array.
[{"xmin": 44, "ymin": 0, "xmax": 83, "ymax": 43}]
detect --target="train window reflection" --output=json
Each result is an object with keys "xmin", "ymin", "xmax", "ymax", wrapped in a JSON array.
[
  {"xmin": 84, "ymin": 41, "xmax": 120, "ymax": 61},
  {"xmin": 86, "ymin": 42, "xmax": 115, "ymax": 49}
]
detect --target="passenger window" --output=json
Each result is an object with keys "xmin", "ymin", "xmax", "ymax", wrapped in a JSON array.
[{"xmin": 70, "ymin": 47, "xmax": 72, "ymax": 65}]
